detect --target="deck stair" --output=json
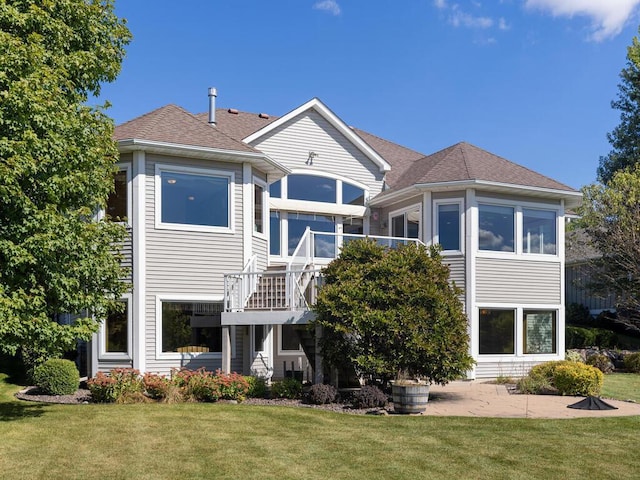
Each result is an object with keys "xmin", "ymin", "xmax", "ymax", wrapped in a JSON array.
[{"xmin": 245, "ymin": 266, "xmax": 288, "ymax": 310}]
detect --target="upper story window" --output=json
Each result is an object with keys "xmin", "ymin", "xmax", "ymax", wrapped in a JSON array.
[
  {"xmin": 288, "ymin": 174, "xmax": 336, "ymax": 203},
  {"xmin": 269, "ymin": 174, "xmax": 367, "ymax": 207},
  {"xmin": 478, "ymin": 204, "xmax": 514, "ymax": 252},
  {"xmin": 106, "ymin": 167, "xmax": 130, "ymax": 223},
  {"xmin": 342, "ymin": 182, "xmax": 365, "ymax": 206},
  {"xmin": 253, "ymin": 179, "xmax": 267, "ymax": 236},
  {"xmin": 435, "ymin": 201, "xmax": 462, "ymax": 252},
  {"xmin": 156, "ymin": 165, "xmax": 233, "ymax": 232},
  {"xmin": 390, "ymin": 205, "xmax": 420, "ymax": 239},
  {"xmin": 523, "ymin": 209, "xmax": 556, "ymax": 255}
]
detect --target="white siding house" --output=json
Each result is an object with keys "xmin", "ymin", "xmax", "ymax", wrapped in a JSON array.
[{"xmin": 89, "ymin": 94, "xmax": 582, "ymax": 380}]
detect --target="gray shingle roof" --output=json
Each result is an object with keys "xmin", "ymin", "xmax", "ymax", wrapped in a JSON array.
[
  {"xmin": 391, "ymin": 142, "xmax": 575, "ymax": 192},
  {"xmin": 114, "ymin": 104, "xmax": 258, "ymax": 153}
]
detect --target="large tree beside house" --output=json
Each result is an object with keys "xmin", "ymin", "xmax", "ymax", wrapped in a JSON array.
[
  {"xmin": 598, "ymin": 27, "xmax": 640, "ymax": 184},
  {"xmin": 0, "ymin": 0, "xmax": 131, "ymax": 369},
  {"xmin": 314, "ymin": 239, "xmax": 474, "ymax": 386}
]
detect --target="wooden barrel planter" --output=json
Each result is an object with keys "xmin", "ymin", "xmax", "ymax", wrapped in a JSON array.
[{"xmin": 392, "ymin": 383, "xmax": 430, "ymax": 414}]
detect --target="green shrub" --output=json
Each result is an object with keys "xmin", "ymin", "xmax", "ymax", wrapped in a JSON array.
[
  {"xmin": 624, "ymin": 352, "xmax": 640, "ymax": 373},
  {"xmin": 351, "ymin": 385, "xmax": 388, "ymax": 408},
  {"xmin": 586, "ymin": 353, "xmax": 614, "ymax": 374},
  {"xmin": 516, "ymin": 375, "xmax": 551, "ymax": 395},
  {"xmin": 143, "ymin": 373, "xmax": 173, "ymax": 400},
  {"xmin": 88, "ymin": 368, "xmax": 143, "ymax": 403},
  {"xmin": 566, "ymin": 326, "xmax": 620, "ymax": 349},
  {"xmin": 271, "ymin": 378, "xmax": 303, "ymax": 399},
  {"xmin": 528, "ymin": 360, "xmax": 572, "ymax": 384},
  {"xmin": 245, "ymin": 376, "xmax": 268, "ymax": 398},
  {"xmin": 212, "ymin": 371, "xmax": 250, "ymax": 401},
  {"xmin": 306, "ymin": 383, "xmax": 338, "ymax": 405},
  {"xmin": 564, "ymin": 350, "xmax": 584, "ymax": 363},
  {"xmin": 32, "ymin": 359, "xmax": 79, "ymax": 395},
  {"xmin": 552, "ymin": 363, "xmax": 603, "ymax": 396}
]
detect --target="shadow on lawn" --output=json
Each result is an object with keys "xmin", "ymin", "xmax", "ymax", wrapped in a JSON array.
[{"xmin": 0, "ymin": 399, "xmax": 47, "ymax": 422}]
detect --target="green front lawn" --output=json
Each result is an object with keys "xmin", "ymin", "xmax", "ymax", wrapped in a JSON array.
[
  {"xmin": 1, "ymin": 373, "xmax": 640, "ymax": 480},
  {"xmin": 601, "ymin": 373, "xmax": 640, "ymax": 403}
]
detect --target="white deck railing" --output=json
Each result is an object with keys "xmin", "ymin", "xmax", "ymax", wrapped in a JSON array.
[{"xmin": 224, "ymin": 231, "xmax": 424, "ymax": 312}]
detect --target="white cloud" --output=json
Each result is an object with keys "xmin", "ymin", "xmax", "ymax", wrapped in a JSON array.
[
  {"xmin": 526, "ymin": 0, "xmax": 640, "ymax": 41},
  {"xmin": 450, "ymin": 9, "xmax": 494, "ymax": 28},
  {"xmin": 434, "ymin": 0, "xmax": 448, "ymax": 9},
  {"xmin": 498, "ymin": 17, "xmax": 510, "ymax": 30},
  {"xmin": 313, "ymin": 0, "xmax": 341, "ymax": 16}
]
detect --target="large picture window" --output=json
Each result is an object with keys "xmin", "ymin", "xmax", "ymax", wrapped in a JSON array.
[
  {"xmin": 287, "ymin": 174, "xmax": 336, "ymax": 203},
  {"xmin": 522, "ymin": 209, "xmax": 556, "ymax": 255},
  {"xmin": 523, "ymin": 310, "xmax": 557, "ymax": 354},
  {"xmin": 161, "ymin": 302, "xmax": 223, "ymax": 353},
  {"xmin": 478, "ymin": 204, "xmax": 514, "ymax": 252},
  {"xmin": 158, "ymin": 166, "xmax": 232, "ymax": 230},
  {"xmin": 287, "ymin": 213, "xmax": 336, "ymax": 257},
  {"xmin": 479, "ymin": 309, "xmax": 515, "ymax": 355}
]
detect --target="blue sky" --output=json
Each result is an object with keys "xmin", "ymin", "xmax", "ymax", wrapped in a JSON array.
[{"xmin": 99, "ymin": 1, "xmax": 640, "ymax": 190}]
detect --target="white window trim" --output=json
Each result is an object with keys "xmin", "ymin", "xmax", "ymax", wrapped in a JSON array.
[
  {"xmin": 253, "ymin": 176, "xmax": 268, "ymax": 240},
  {"xmin": 277, "ymin": 325, "xmax": 304, "ymax": 356},
  {"xmin": 280, "ymin": 170, "xmax": 369, "ymax": 207},
  {"xmin": 521, "ymin": 207, "xmax": 558, "ymax": 257},
  {"xmin": 433, "ymin": 198, "xmax": 464, "ymax": 255},
  {"xmin": 477, "ymin": 304, "xmax": 560, "ymax": 360},
  {"xmin": 388, "ymin": 203, "xmax": 422, "ymax": 240},
  {"xmin": 99, "ymin": 163, "xmax": 132, "ymax": 226},
  {"xmin": 154, "ymin": 294, "xmax": 234, "ymax": 360},
  {"xmin": 99, "ymin": 293, "xmax": 132, "ymax": 361},
  {"xmin": 154, "ymin": 163, "xmax": 235, "ymax": 234}
]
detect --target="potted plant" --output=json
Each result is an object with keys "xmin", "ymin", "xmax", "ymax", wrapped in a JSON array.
[{"xmin": 314, "ymin": 240, "xmax": 475, "ymax": 414}]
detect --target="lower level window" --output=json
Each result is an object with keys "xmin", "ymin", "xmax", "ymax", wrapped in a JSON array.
[
  {"xmin": 105, "ymin": 301, "xmax": 128, "ymax": 353},
  {"xmin": 280, "ymin": 325, "xmax": 303, "ymax": 353},
  {"xmin": 523, "ymin": 310, "xmax": 557, "ymax": 354},
  {"xmin": 479, "ymin": 309, "xmax": 515, "ymax": 354},
  {"xmin": 161, "ymin": 302, "xmax": 222, "ymax": 353}
]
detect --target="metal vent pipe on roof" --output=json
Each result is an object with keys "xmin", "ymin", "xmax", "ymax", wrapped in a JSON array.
[{"xmin": 208, "ymin": 87, "xmax": 217, "ymax": 125}]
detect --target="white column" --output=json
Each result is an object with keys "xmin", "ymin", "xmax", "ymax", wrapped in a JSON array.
[
  {"xmin": 465, "ymin": 188, "xmax": 477, "ymax": 379},
  {"xmin": 221, "ymin": 326, "xmax": 231, "ymax": 373},
  {"xmin": 242, "ymin": 163, "xmax": 252, "ymax": 264},
  {"xmin": 132, "ymin": 150, "xmax": 146, "ymax": 372}
]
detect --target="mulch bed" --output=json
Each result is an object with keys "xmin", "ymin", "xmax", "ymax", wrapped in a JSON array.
[{"xmin": 14, "ymin": 387, "xmax": 388, "ymax": 414}]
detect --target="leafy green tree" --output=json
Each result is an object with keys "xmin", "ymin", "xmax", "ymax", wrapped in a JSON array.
[
  {"xmin": 0, "ymin": 1, "xmax": 132, "ymax": 367},
  {"xmin": 313, "ymin": 239, "xmax": 474, "ymax": 386},
  {"xmin": 598, "ymin": 28, "xmax": 640, "ymax": 183},
  {"xmin": 578, "ymin": 166, "xmax": 640, "ymax": 332}
]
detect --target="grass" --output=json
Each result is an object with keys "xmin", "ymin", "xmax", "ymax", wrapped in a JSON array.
[
  {"xmin": 1, "ymin": 372, "xmax": 640, "ymax": 479},
  {"xmin": 601, "ymin": 373, "xmax": 640, "ymax": 402}
]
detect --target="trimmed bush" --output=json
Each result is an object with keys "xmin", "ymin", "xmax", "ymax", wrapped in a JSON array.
[
  {"xmin": 271, "ymin": 378, "xmax": 303, "ymax": 399},
  {"xmin": 212, "ymin": 371, "xmax": 250, "ymax": 401},
  {"xmin": 32, "ymin": 359, "xmax": 79, "ymax": 395},
  {"xmin": 245, "ymin": 376, "xmax": 268, "ymax": 398},
  {"xmin": 351, "ymin": 385, "xmax": 388, "ymax": 409},
  {"xmin": 624, "ymin": 352, "xmax": 640, "ymax": 373},
  {"xmin": 553, "ymin": 363, "xmax": 603, "ymax": 396},
  {"xmin": 88, "ymin": 368, "xmax": 143, "ymax": 403},
  {"xmin": 306, "ymin": 383, "xmax": 338, "ymax": 405},
  {"xmin": 586, "ymin": 353, "xmax": 614, "ymax": 374}
]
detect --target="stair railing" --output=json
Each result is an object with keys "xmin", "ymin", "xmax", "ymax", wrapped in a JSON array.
[{"xmin": 224, "ymin": 255, "xmax": 258, "ymax": 312}]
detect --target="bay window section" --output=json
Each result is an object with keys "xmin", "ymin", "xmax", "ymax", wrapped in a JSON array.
[
  {"xmin": 523, "ymin": 209, "xmax": 556, "ymax": 255},
  {"xmin": 479, "ymin": 309, "xmax": 515, "ymax": 355},
  {"xmin": 269, "ymin": 179, "xmax": 281, "ymax": 199},
  {"xmin": 478, "ymin": 204, "xmax": 514, "ymax": 252},
  {"xmin": 270, "ymin": 212, "xmax": 281, "ymax": 256},
  {"xmin": 254, "ymin": 182, "xmax": 265, "ymax": 234},
  {"xmin": 161, "ymin": 302, "xmax": 223, "ymax": 354},
  {"xmin": 523, "ymin": 311, "xmax": 557, "ymax": 354},
  {"xmin": 159, "ymin": 168, "xmax": 231, "ymax": 229}
]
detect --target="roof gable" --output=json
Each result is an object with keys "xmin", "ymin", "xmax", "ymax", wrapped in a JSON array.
[{"xmin": 242, "ymin": 98, "xmax": 391, "ymax": 173}]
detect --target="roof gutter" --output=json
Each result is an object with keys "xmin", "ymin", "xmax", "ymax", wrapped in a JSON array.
[
  {"xmin": 117, "ymin": 139, "xmax": 291, "ymax": 177},
  {"xmin": 369, "ymin": 179, "xmax": 582, "ymax": 207}
]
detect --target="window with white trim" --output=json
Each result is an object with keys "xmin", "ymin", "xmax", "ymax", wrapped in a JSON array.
[
  {"xmin": 478, "ymin": 204, "xmax": 514, "ymax": 252},
  {"xmin": 479, "ymin": 309, "xmax": 515, "ymax": 355},
  {"xmin": 253, "ymin": 178, "xmax": 267, "ymax": 235},
  {"xmin": 390, "ymin": 205, "xmax": 421, "ymax": 239},
  {"xmin": 523, "ymin": 310, "xmax": 557, "ymax": 354},
  {"xmin": 434, "ymin": 200, "xmax": 462, "ymax": 252},
  {"xmin": 522, "ymin": 209, "xmax": 556, "ymax": 255},
  {"xmin": 156, "ymin": 165, "xmax": 233, "ymax": 232},
  {"xmin": 161, "ymin": 301, "xmax": 223, "ymax": 354},
  {"xmin": 278, "ymin": 325, "xmax": 303, "ymax": 354}
]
